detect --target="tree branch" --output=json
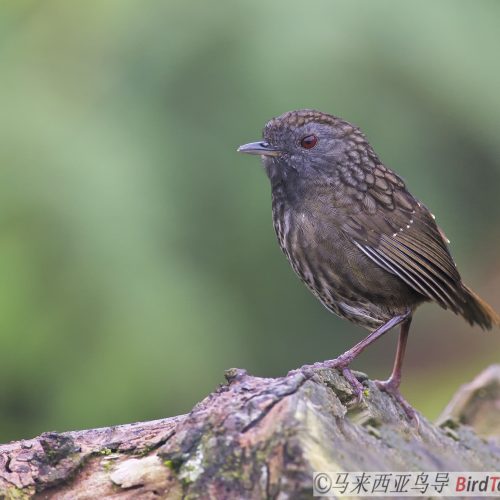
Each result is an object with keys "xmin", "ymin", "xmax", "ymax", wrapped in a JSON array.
[{"xmin": 1, "ymin": 366, "xmax": 499, "ymax": 499}]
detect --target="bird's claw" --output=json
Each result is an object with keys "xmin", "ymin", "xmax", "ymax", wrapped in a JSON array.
[
  {"xmin": 287, "ymin": 363, "xmax": 320, "ymax": 379},
  {"xmin": 375, "ymin": 379, "xmax": 419, "ymax": 427},
  {"xmin": 341, "ymin": 367, "xmax": 365, "ymax": 404},
  {"xmin": 288, "ymin": 360, "xmax": 365, "ymax": 404}
]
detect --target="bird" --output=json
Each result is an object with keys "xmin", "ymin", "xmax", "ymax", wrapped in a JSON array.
[{"xmin": 237, "ymin": 109, "xmax": 499, "ymax": 421}]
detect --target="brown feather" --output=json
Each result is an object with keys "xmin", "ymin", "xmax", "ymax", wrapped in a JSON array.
[
  {"xmin": 461, "ymin": 285, "xmax": 500, "ymax": 329},
  {"xmin": 343, "ymin": 164, "xmax": 499, "ymax": 329}
]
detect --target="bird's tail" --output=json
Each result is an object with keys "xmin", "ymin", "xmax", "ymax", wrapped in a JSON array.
[{"xmin": 460, "ymin": 284, "xmax": 500, "ymax": 330}]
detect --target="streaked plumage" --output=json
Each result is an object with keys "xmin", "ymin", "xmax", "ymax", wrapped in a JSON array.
[{"xmin": 238, "ymin": 109, "xmax": 499, "ymax": 421}]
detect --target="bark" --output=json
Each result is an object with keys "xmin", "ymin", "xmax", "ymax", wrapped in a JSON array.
[{"xmin": 0, "ymin": 365, "xmax": 499, "ymax": 499}]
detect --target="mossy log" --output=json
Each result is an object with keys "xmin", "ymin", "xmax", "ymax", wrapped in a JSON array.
[{"xmin": 0, "ymin": 365, "xmax": 499, "ymax": 499}]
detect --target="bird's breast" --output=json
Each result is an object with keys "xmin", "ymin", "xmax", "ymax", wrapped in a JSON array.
[{"xmin": 272, "ymin": 195, "xmax": 340, "ymax": 290}]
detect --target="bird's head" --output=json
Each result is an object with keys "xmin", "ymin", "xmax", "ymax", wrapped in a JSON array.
[{"xmin": 238, "ymin": 109, "xmax": 369, "ymax": 186}]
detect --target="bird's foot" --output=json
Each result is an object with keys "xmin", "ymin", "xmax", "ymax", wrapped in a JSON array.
[
  {"xmin": 338, "ymin": 366, "xmax": 365, "ymax": 404},
  {"xmin": 286, "ymin": 363, "xmax": 320, "ymax": 380},
  {"xmin": 375, "ymin": 379, "xmax": 419, "ymax": 427},
  {"xmin": 288, "ymin": 357, "xmax": 364, "ymax": 404}
]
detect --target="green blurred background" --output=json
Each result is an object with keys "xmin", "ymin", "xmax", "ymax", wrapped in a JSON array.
[{"xmin": 0, "ymin": 0, "xmax": 499, "ymax": 442}]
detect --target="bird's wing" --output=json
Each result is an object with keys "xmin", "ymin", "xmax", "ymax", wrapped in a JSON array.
[{"xmin": 337, "ymin": 162, "xmax": 464, "ymax": 312}]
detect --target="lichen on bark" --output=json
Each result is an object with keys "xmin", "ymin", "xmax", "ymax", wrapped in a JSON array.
[{"xmin": 0, "ymin": 366, "xmax": 499, "ymax": 499}]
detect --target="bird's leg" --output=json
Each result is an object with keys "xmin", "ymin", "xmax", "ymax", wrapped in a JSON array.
[
  {"xmin": 290, "ymin": 311, "xmax": 411, "ymax": 402},
  {"xmin": 375, "ymin": 316, "xmax": 411, "ymax": 390},
  {"xmin": 374, "ymin": 316, "xmax": 418, "ymax": 424}
]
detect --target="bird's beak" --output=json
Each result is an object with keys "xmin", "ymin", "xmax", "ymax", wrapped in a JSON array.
[{"xmin": 237, "ymin": 141, "xmax": 281, "ymax": 157}]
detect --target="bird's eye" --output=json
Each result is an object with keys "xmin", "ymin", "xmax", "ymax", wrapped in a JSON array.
[{"xmin": 300, "ymin": 135, "xmax": 317, "ymax": 149}]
